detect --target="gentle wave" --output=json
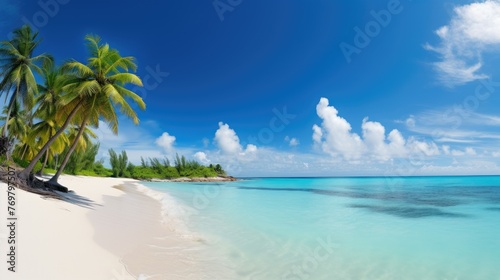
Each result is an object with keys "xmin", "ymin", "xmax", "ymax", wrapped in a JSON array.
[{"xmin": 133, "ymin": 183, "xmax": 205, "ymax": 242}]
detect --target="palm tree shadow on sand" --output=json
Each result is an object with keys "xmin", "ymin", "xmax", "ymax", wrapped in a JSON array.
[
  {"xmin": 36, "ymin": 175, "xmax": 101, "ymax": 209},
  {"xmin": 59, "ymin": 190, "xmax": 101, "ymax": 209}
]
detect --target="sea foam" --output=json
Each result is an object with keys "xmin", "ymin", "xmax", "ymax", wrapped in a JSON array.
[{"xmin": 133, "ymin": 183, "xmax": 204, "ymax": 242}]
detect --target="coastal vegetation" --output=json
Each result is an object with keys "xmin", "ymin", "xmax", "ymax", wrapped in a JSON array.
[
  {"xmin": 0, "ymin": 25, "xmax": 227, "ymax": 193},
  {"xmin": 107, "ymin": 150, "xmax": 226, "ymax": 180}
]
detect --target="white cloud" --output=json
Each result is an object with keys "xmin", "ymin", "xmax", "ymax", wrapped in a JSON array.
[
  {"xmin": 402, "ymin": 107, "xmax": 500, "ymax": 143},
  {"xmin": 442, "ymin": 145, "xmax": 451, "ymax": 155},
  {"xmin": 245, "ymin": 144, "xmax": 257, "ymax": 154},
  {"xmin": 465, "ymin": 147, "xmax": 477, "ymax": 156},
  {"xmin": 406, "ymin": 137, "xmax": 440, "ymax": 157},
  {"xmin": 312, "ymin": 98, "xmax": 438, "ymax": 161},
  {"xmin": 312, "ymin": 98, "xmax": 364, "ymax": 160},
  {"xmin": 426, "ymin": 0, "xmax": 500, "ymax": 86},
  {"xmin": 441, "ymin": 145, "xmax": 478, "ymax": 157},
  {"xmin": 155, "ymin": 132, "xmax": 176, "ymax": 154},
  {"xmin": 214, "ymin": 122, "xmax": 258, "ymax": 156},
  {"xmin": 193, "ymin": 152, "xmax": 210, "ymax": 164},
  {"xmin": 285, "ymin": 136, "xmax": 300, "ymax": 147}
]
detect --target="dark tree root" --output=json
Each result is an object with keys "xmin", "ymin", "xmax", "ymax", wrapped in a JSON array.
[
  {"xmin": 44, "ymin": 180, "xmax": 69, "ymax": 193},
  {"xmin": 0, "ymin": 167, "xmax": 68, "ymax": 199}
]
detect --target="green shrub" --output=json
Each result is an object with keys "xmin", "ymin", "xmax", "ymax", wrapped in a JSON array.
[
  {"xmin": 130, "ymin": 166, "xmax": 162, "ymax": 180},
  {"xmin": 93, "ymin": 162, "xmax": 112, "ymax": 176},
  {"xmin": 13, "ymin": 157, "xmax": 42, "ymax": 173},
  {"xmin": 163, "ymin": 166, "xmax": 180, "ymax": 178}
]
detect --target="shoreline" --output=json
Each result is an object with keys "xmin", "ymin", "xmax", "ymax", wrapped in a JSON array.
[
  {"xmin": 0, "ymin": 175, "xmax": 137, "ymax": 280},
  {"xmin": 147, "ymin": 176, "xmax": 237, "ymax": 183},
  {"xmin": 94, "ymin": 182, "xmax": 234, "ymax": 279},
  {"xmin": 0, "ymin": 175, "xmax": 232, "ymax": 280}
]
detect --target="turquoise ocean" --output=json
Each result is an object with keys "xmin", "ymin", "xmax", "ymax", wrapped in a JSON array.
[{"xmin": 143, "ymin": 176, "xmax": 500, "ymax": 279}]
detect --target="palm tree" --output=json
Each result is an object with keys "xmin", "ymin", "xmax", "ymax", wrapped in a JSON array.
[
  {"xmin": 18, "ymin": 86, "xmax": 84, "ymax": 180},
  {"xmin": 0, "ymin": 100, "xmax": 28, "ymax": 143},
  {"xmin": 19, "ymin": 34, "xmax": 145, "ymax": 186},
  {"xmin": 45, "ymin": 34, "xmax": 145, "ymax": 185},
  {"xmin": 50, "ymin": 124, "xmax": 96, "ymax": 178},
  {"xmin": 0, "ymin": 25, "xmax": 50, "ymax": 156},
  {"xmin": 30, "ymin": 59, "xmax": 70, "ymax": 175},
  {"xmin": 29, "ymin": 119, "xmax": 69, "ymax": 174}
]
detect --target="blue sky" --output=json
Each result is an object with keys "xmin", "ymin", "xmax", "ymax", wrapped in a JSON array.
[{"xmin": 2, "ymin": 0, "xmax": 500, "ymax": 176}]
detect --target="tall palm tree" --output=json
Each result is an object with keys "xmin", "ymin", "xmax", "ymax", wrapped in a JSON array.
[
  {"xmin": 47, "ymin": 34, "xmax": 145, "ymax": 185},
  {"xmin": 0, "ymin": 100, "xmax": 28, "ymax": 143},
  {"xmin": 28, "ymin": 119, "xmax": 69, "ymax": 174},
  {"xmin": 0, "ymin": 25, "xmax": 50, "ymax": 156},
  {"xmin": 30, "ymin": 59, "xmax": 70, "ymax": 174},
  {"xmin": 18, "ymin": 90, "xmax": 84, "ymax": 180}
]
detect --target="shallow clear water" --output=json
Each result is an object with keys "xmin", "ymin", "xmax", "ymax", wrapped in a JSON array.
[{"xmin": 144, "ymin": 176, "xmax": 500, "ymax": 279}]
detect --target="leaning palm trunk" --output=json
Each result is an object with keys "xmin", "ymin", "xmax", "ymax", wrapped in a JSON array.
[
  {"xmin": 36, "ymin": 148, "xmax": 50, "ymax": 176},
  {"xmin": 20, "ymin": 139, "xmax": 30, "ymax": 160},
  {"xmin": 37, "ymin": 129, "xmax": 54, "ymax": 176},
  {"xmin": 18, "ymin": 101, "xmax": 83, "ymax": 180},
  {"xmin": 48, "ymin": 116, "xmax": 88, "ymax": 184},
  {"xmin": 0, "ymin": 89, "xmax": 18, "ymax": 158},
  {"xmin": 1, "ymin": 86, "xmax": 19, "ymax": 137}
]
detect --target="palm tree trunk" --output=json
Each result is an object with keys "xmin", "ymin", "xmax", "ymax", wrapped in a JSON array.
[
  {"xmin": 20, "ymin": 143, "xmax": 28, "ymax": 160},
  {"xmin": 36, "ymin": 148, "xmax": 50, "ymax": 176},
  {"xmin": 1, "ymin": 86, "xmax": 18, "ymax": 137},
  {"xmin": 18, "ymin": 101, "xmax": 83, "ymax": 180},
  {"xmin": 49, "ymin": 117, "xmax": 88, "ymax": 184},
  {"xmin": 36, "ymin": 130, "xmax": 53, "ymax": 176},
  {"xmin": 0, "ymin": 89, "xmax": 18, "ymax": 159}
]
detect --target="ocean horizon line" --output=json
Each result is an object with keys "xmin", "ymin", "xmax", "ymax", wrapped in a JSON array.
[{"xmin": 236, "ymin": 174, "xmax": 500, "ymax": 179}]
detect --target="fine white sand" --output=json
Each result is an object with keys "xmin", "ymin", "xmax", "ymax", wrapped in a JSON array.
[
  {"xmin": 0, "ymin": 175, "xmax": 138, "ymax": 280},
  {"xmin": 0, "ymin": 175, "xmax": 230, "ymax": 280}
]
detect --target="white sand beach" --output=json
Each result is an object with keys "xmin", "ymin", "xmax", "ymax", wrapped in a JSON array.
[{"xmin": 0, "ymin": 175, "xmax": 228, "ymax": 280}]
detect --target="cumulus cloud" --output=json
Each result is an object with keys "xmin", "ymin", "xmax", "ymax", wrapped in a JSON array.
[
  {"xmin": 312, "ymin": 98, "xmax": 439, "ymax": 161},
  {"xmin": 285, "ymin": 136, "xmax": 300, "ymax": 147},
  {"xmin": 194, "ymin": 152, "xmax": 210, "ymax": 164},
  {"xmin": 214, "ymin": 122, "xmax": 258, "ymax": 156},
  {"xmin": 312, "ymin": 98, "xmax": 364, "ymax": 160},
  {"xmin": 425, "ymin": 0, "xmax": 500, "ymax": 86},
  {"xmin": 155, "ymin": 132, "xmax": 176, "ymax": 153}
]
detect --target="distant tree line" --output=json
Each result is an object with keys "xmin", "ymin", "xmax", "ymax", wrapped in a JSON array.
[{"xmin": 109, "ymin": 149, "xmax": 226, "ymax": 180}]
